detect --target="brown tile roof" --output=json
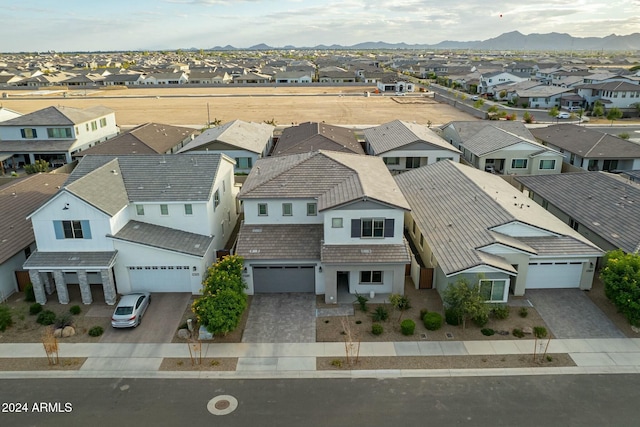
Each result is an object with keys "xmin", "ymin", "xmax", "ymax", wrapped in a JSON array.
[
  {"xmin": 321, "ymin": 240, "xmax": 411, "ymax": 263},
  {"xmin": 236, "ymin": 224, "xmax": 323, "ymax": 260},
  {"xmin": 273, "ymin": 122, "xmax": 364, "ymax": 156}
]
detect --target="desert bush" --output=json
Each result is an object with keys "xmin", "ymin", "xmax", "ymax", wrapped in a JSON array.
[
  {"xmin": 445, "ymin": 307, "xmax": 461, "ymax": 326},
  {"xmin": 389, "ymin": 294, "xmax": 411, "ymax": 311},
  {"xmin": 331, "ymin": 359, "xmax": 343, "ymax": 367},
  {"xmin": 36, "ymin": 310, "xmax": 56, "ymax": 325},
  {"xmin": 512, "ymin": 328, "xmax": 525, "ymax": 338},
  {"xmin": 54, "ymin": 314, "xmax": 74, "ymax": 329},
  {"xmin": 69, "ymin": 305, "xmax": 81, "ymax": 315},
  {"xmin": 29, "ymin": 302, "xmax": 43, "ymax": 315},
  {"xmin": 492, "ymin": 305, "xmax": 510, "ymax": 320},
  {"xmin": 372, "ymin": 306, "xmax": 389, "ymax": 322},
  {"xmin": 481, "ymin": 328, "xmax": 495, "ymax": 336},
  {"xmin": 371, "ymin": 323, "xmax": 384, "ymax": 335},
  {"xmin": 24, "ymin": 283, "xmax": 36, "ymax": 302},
  {"xmin": 0, "ymin": 306, "xmax": 13, "ymax": 331},
  {"xmin": 88, "ymin": 326, "xmax": 104, "ymax": 337},
  {"xmin": 400, "ymin": 319, "xmax": 416, "ymax": 336},
  {"xmin": 519, "ymin": 307, "xmax": 529, "ymax": 318},
  {"xmin": 533, "ymin": 326, "xmax": 548, "ymax": 339},
  {"xmin": 473, "ymin": 312, "xmax": 489, "ymax": 327},
  {"xmin": 355, "ymin": 293, "xmax": 368, "ymax": 312},
  {"xmin": 423, "ymin": 312, "xmax": 443, "ymax": 331}
]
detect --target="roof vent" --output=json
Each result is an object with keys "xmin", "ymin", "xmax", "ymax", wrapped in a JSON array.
[
  {"xmin": 194, "ymin": 244, "xmax": 201, "ymax": 248},
  {"xmin": 249, "ymin": 249, "xmax": 261, "ymax": 254},
  {"xmin": 252, "ymin": 228, "xmax": 262, "ymax": 233},
  {"xmin": 360, "ymin": 249, "xmax": 372, "ymax": 254},
  {"xmin": 69, "ymin": 256, "xmax": 80, "ymax": 261},
  {"xmin": 133, "ymin": 225, "xmax": 140, "ymax": 229}
]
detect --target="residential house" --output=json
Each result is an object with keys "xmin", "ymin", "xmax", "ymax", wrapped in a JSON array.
[
  {"xmin": 274, "ymin": 71, "xmax": 313, "ymax": 84},
  {"xmin": 364, "ymin": 120, "xmax": 461, "ymax": 174},
  {"xmin": 273, "ymin": 122, "xmax": 364, "ymax": 156},
  {"xmin": 75, "ymin": 123, "xmax": 197, "ymax": 157},
  {"xmin": 318, "ymin": 71, "xmax": 356, "ymax": 83},
  {"xmin": 377, "ymin": 75, "xmax": 414, "ymax": 93},
  {"xmin": 144, "ymin": 72, "xmax": 188, "ymax": 85},
  {"xmin": 24, "ymin": 153, "xmax": 237, "ymax": 305},
  {"xmin": 531, "ymin": 124, "xmax": 640, "ymax": 172},
  {"xmin": 576, "ymin": 81, "xmax": 640, "ymax": 111},
  {"xmin": 0, "ymin": 105, "xmax": 118, "ymax": 168},
  {"xmin": 441, "ymin": 121, "xmax": 562, "ymax": 175},
  {"xmin": 0, "ymin": 173, "xmax": 69, "ymax": 301},
  {"xmin": 233, "ymin": 72, "xmax": 271, "ymax": 84},
  {"xmin": 188, "ymin": 70, "xmax": 232, "ymax": 85},
  {"xmin": 178, "ymin": 120, "xmax": 274, "ymax": 173},
  {"xmin": 395, "ymin": 161, "xmax": 602, "ymax": 302},
  {"xmin": 478, "ymin": 71, "xmax": 529, "ymax": 95},
  {"xmin": 515, "ymin": 85, "xmax": 574, "ymax": 109},
  {"xmin": 103, "ymin": 73, "xmax": 145, "ymax": 86},
  {"xmin": 516, "ymin": 172, "xmax": 640, "ymax": 255},
  {"xmin": 236, "ymin": 150, "xmax": 411, "ymax": 303}
]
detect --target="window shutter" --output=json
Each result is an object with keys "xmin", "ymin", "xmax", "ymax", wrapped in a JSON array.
[
  {"xmin": 351, "ymin": 219, "xmax": 361, "ymax": 238},
  {"xmin": 80, "ymin": 220, "xmax": 92, "ymax": 239},
  {"xmin": 53, "ymin": 221, "xmax": 64, "ymax": 239},
  {"xmin": 384, "ymin": 219, "xmax": 395, "ymax": 237},
  {"xmin": 20, "ymin": 129, "xmax": 26, "ymax": 138},
  {"xmin": 248, "ymin": 157, "xmax": 252, "ymax": 168},
  {"xmin": 33, "ymin": 129, "xmax": 37, "ymax": 138}
]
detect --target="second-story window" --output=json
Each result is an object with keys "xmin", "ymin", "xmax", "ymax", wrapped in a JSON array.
[
  {"xmin": 20, "ymin": 128, "xmax": 37, "ymax": 139},
  {"xmin": 160, "ymin": 204, "xmax": 168, "ymax": 215},
  {"xmin": 184, "ymin": 204, "xmax": 193, "ymax": 215},
  {"xmin": 362, "ymin": 218, "xmax": 384, "ymax": 237},
  {"xmin": 258, "ymin": 203, "xmax": 268, "ymax": 216},
  {"xmin": 282, "ymin": 203, "xmax": 292, "ymax": 216},
  {"xmin": 332, "ymin": 218, "xmax": 343, "ymax": 228},
  {"xmin": 307, "ymin": 202, "xmax": 317, "ymax": 216},
  {"xmin": 214, "ymin": 190, "xmax": 220, "ymax": 210},
  {"xmin": 136, "ymin": 205, "xmax": 145, "ymax": 216},
  {"xmin": 47, "ymin": 128, "xmax": 72, "ymax": 138}
]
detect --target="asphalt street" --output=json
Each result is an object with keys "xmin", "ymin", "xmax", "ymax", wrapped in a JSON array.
[{"xmin": 1, "ymin": 375, "xmax": 638, "ymax": 427}]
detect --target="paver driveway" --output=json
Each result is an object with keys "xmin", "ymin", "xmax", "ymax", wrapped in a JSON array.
[
  {"xmin": 242, "ymin": 294, "xmax": 316, "ymax": 343},
  {"xmin": 526, "ymin": 289, "xmax": 625, "ymax": 339}
]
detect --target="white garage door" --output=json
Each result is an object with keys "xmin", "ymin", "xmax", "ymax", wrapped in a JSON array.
[
  {"xmin": 253, "ymin": 265, "xmax": 316, "ymax": 293},
  {"xmin": 127, "ymin": 266, "xmax": 191, "ymax": 292},
  {"xmin": 525, "ymin": 261, "xmax": 584, "ymax": 289}
]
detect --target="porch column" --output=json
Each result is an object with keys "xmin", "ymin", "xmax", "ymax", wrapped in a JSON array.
[
  {"xmin": 41, "ymin": 273, "xmax": 54, "ymax": 295},
  {"xmin": 324, "ymin": 265, "xmax": 338, "ymax": 304},
  {"xmin": 52, "ymin": 270, "xmax": 69, "ymax": 304},
  {"xmin": 28, "ymin": 153, "xmax": 36, "ymax": 165},
  {"xmin": 101, "ymin": 268, "xmax": 117, "ymax": 305},
  {"xmin": 28, "ymin": 270, "xmax": 47, "ymax": 305},
  {"xmin": 77, "ymin": 270, "xmax": 93, "ymax": 305}
]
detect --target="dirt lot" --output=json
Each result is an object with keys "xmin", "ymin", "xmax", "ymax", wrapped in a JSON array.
[{"xmin": 0, "ymin": 86, "xmax": 477, "ymax": 126}]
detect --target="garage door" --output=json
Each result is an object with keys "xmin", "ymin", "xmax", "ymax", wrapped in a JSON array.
[
  {"xmin": 253, "ymin": 265, "xmax": 316, "ymax": 293},
  {"xmin": 127, "ymin": 266, "xmax": 191, "ymax": 292},
  {"xmin": 525, "ymin": 261, "xmax": 584, "ymax": 289}
]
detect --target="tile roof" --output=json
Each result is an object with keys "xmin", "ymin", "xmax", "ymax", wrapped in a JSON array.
[
  {"xmin": 0, "ymin": 139, "xmax": 75, "ymax": 153},
  {"xmin": 23, "ymin": 250, "xmax": 117, "ymax": 269},
  {"xmin": 178, "ymin": 120, "xmax": 273, "ymax": 154},
  {"xmin": 78, "ymin": 123, "xmax": 197, "ymax": 156},
  {"xmin": 364, "ymin": 120, "xmax": 461, "ymax": 155},
  {"xmin": 518, "ymin": 236, "xmax": 604, "ymax": 256},
  {"xmin": 395, "ymin": 161, "xmax": 601, "ymax": 276},
  {"xmin": 462, "ymin": 126, "xmax": 554, "ymax": 157},
  {"xmin": 239, "ymin": 150, "xmax": 410, "ymax": 211},
  {"xmin": 531, "ymin": 124, "xmax": 640, "ymax": 159},
  {"xmin": 236, "ymin": 224, "xmax": 323, "ymax": 260},
  {"xmin": 577, "ymin": 81, "xmax": 640, "ymax": 91},
  {"xmin": 0, "ymin": 173, "xmax": 68, "ymax": 264},
  {"xmin": 273, "ymin": 122, "xmax": 364, "ymax": 156},
  {"xmin": 321, "ymin": 240, "xmax": 411, "ymax": 263},
  {"xmin": 65, "ymin": 159, "xmax": 129, "ymax": 216},
  {"xmin": 441, "ymin": 121, "xmax": 534, "ymax": 142},
  {"xmin": 516, "ymin": 172, "xmax": 640, "ymax": 254},
  {"xmin": 0, "ymin": 105, "xmax": 113, "ymax": 127},
  {"xmin": 109, "ymin": 221, "xmax": 213, "ymax": 257}
]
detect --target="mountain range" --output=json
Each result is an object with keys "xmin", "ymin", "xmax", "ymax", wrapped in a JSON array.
[{"xmin": 210, "ymin": 31, "xmax": 640, "ymax": 51}]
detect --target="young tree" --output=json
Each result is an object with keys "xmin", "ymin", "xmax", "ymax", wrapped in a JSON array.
[
  {"xmin": 592, "ymin": 101, "xmax": 605, "ymax": 118},
  {"xmin": 442, "ymin": 278, "xmax": 490, "ymax": 330},
  {"xmin": 473, "ymin": 99, "xmax": 485, "ymax": 109},
  {"xmin": 523, "ymin": 111, "xmax": 533, "ymax": 124},
  {"xmin": 24, "ymin": 159, "xmax": 50, "ymax": 174},
  {"xmin": 548, "ymin": 106, "xmax": 559, "ymax": 122},
  {"xmin": 600, "ymin": 250, "xmax": 640, "ymax": 327},
  {"xmin": 606, "ymin": 107, "xmax": 623, "ymax": 127}
]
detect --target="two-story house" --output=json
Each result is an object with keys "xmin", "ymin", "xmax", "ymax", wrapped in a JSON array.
[
  {"xmin": 24, "ymin": 153, "xmax": 237, "ymax": 305},
  {"xmin": 576, "ymin": 81, "xmax": 640, "ymax": 110},
  {"xmin": 235, "ymin": 150, "xmax": 411, "ymax": 304},
  {"xmin": 364, "ymin": 120, "xmax": 461, "ymax": 174},
  {"xmin": 0, "ymin": 105, "xmax": 118, "ymax": 169}
]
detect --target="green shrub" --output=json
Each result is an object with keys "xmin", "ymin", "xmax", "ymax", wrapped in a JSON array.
[
  {"xmin": 88, "ymin": 326, "xmax": 104, "ymax": 337},
  {"xmin": 36, "ymin": 310, "xmax": 56, "ymax": 325},
  {"xmin": 24, "ymin": 283, "xmax": 36, "ymax": 302},
  {"xmin": 423, "ymin": 312, "xmax": 443, "ymax": 331},
  {"xmin": 371, "ymin": 323, "xmax": 384, "ymax": 335},
  {"xmin": 533, "ymin": 326, "xmax": 548, "ymax": 339},
  {"xmin": 330, "ymin": 359, "xmax": 343, "ymax": 368},
  {"xmin": 445, "ymin": 307, "xmax": 461, "ymax": 326},
  {"xmin": 473, "ymin": 312, "xmax": 489, "ymax": 327},
  {"xmin": 481, "ymin": 328, "xmax": 495, "ymax": 336},
  {"xmin": 372, "ymin": 306, "xmax": 389, "ymax": 322},
  {"xmin": 69, "ymin": 305, "xmax": 81, "ymax": 315},
  {"xmin": 54, "ymin": 314, "xmax": 73, "ymax": 329},
  {"xmin": 400, "ymin": 319, "xmax": 416, "ymax": 336},
  {"xmin": 546, "ymin": 355, "xmax": 553, "ymax": 362},
  {"xmin": 419, "ymin": 308, "xmax": 429, "ymax": 320},
  {"xmin": 389, "ymin": 294, "xmax": 411, "ymax": 311},
  {"xmin": 355, "ymin": 293, "xmax": 368, "ymax": 312},
  {"xmin": 29, "ymin": 303, "xmax": 43, "ymax": 315},
  {"xmin": 519, "ymin": 307, "xmax": 529, "ymax": 318},
  {"xmin": 512, "ymin": 328, "xmax": 525, "ymax": 338},
  {"xmin": 492, "ymin": 305, "xmax": 510, "ymax": 320},
  {"xmin": 0, "ymin": 306, "xmax": 13, "ymax": 332}
]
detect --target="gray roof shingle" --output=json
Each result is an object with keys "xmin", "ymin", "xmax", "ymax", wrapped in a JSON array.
[
  {"xmin": 109, "ymin": 221, "xmax": 213, "ymax": 257},
  {"xmin": 178, "ymin": 120, "xmax": 274, "ymax": 154},
  {"xmin": 273, "ymin": 122, "xmax": 364, "ymax": 156},
  {"xmin": 236, "ymin": 224, "xmax": 323, "ymax": 260},
  {"xmin": 441, "ymin": 121, "xmax": 534, "ymax": 142},
  {"xmin": 462, "ymin": 126, "xmax": 553, "ymax": 157},
  {"xmin": 0, "ymin": 106, "xmax": 113, "ymax": 127},
  {"xmin": 364, "ymin": 120, "xmax": 460, "ymax": 155},
  {"xmin": 321, "ymin": 240, "xmax": 411, "ymax": 263},
  {"xmin": 23, "ymin": 251, "xmax": 117, "ymax": 269}
]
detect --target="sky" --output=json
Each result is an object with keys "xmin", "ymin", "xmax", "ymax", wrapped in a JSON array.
[{"xmin": 1, "ymin": 0, "xmax": 639, "ymax": 52}]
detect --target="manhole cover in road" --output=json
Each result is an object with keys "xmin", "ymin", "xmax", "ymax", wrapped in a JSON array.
[{"xmin": 207, "ymin": 395, "xmax": 238, "ymax": 415}]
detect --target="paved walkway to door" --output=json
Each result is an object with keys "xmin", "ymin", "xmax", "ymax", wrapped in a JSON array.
[
  {"xmin": 242, "ymin": 294, "xmax": 316, "ymax": 343},
  {"xmin": 526, "ymin": 289, "xmax": 625, "ymax": 339}
]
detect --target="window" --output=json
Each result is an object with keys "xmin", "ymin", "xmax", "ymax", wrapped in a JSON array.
[
  {"xmin": 406, "ymin": 157, "xmax": 421, "ymax": 169},
  {"xmin": 222, "ymin": 180, "xmax": 226, "ymax": 193},
  {"xmin": 227, "ymin": 210, "xmax": 231, "ymax": 222},
  {"xmin": 360, "ymin": 271, "xmax": 383, "ymax": 284},
  {"xmin": 282, "ymin": 203, "xmax": 292, "ymax": 216},
  {"xmin": 91, "ymin": 121, "xmax": 98, "ymax": 131},
  {"xmin": 539, "ymin": 159, "xmax": 556, "ymax": 170},
  {"xmin": 332, "ymin": 217, "xmax": 343, "ymax": 228},
  {"xmin": 184, "ymin": 204, "xmax": 193, "ymax": 215},
  {"xmin": 542, "ymin": 199, "xmax": 549, "ymax": 209},
  {"xmin": 412, "ymin": 221, "xmax": 416, "ymax": 235},
  {"xmin": 511, "ymin": 158, "xmax": 528, "ymax": 169},
  {"xmin": 20, "ymin": 128, "xmax": 37, "ymax": 139},
  {"xmin": 160, "ymin": 204, "xmax": 168, "ymax": 215},
  {"xmin": 307, "ymin": 202, "xmax": 317, "ymax": 216},
  {"xmin": 46, "ymin": 128, "xmax": 72, "ymax": 138},
  {"xmin": 258, "ymin": 203, "xmax": 268, "ymax": 216},
  {"xmin": 383, "ymin": 157, "xmax": 400, "ymax": 165},
  {"xmin": 100, "ymin": 118, "xmax": 107, "ymax": 127},
  {"xmin": 436, "ymin": 157, "xmax": 453, "ymax": 162},
  {"xmin": 479, "ymin": 279, "xmax": 507, "ymax": 302},
  {"xmin": 136, "ymin": 205, "xmax": 145, "ymax": 216},
  {"xmin": 419, "ymin": 233, "xmax": 424, "ymax": 248},
  {"xmin": 569, "ymin": 218, "xmax": 579, "ymax": 231},
  {"xmin": 85, "ymin": 124, "xmax": 89, "ymax": 132},
  {"xmin": 214, "ymin": 190, "xmax": 220, "ymax": 209},
  {"xmin": 234, "ymin": 157, "xmax": 253, "ymax": 169},
  {"xmin": 54, "ymin": 220, "xmax": 91, "ymax": 239},
  {"xmin": 602, "ymin": 160, "xmax": 618, "ymax": 171},
  {"xmin": 362, "ymin": 218, "xmax": 384, "ymax": 238}
]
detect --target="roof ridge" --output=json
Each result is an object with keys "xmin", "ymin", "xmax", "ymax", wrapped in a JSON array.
[{"xmin": 584, "ymin": 133, "xmax": 607, "ymax": 157}]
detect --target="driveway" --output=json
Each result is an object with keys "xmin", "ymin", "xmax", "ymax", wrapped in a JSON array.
[
  {"xmin": 242, "ymin": 294, "xmax": 316, "ymax": 343},
  {"xmin": 526, "ymin": 289, "xmax": 625, "ymax": 339},
  {"xmin": 100, "ymin": 293, "xmax": 191, "ymax": 343}
]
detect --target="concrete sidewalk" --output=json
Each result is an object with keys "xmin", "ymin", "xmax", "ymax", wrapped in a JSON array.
[{"xmin": 1, "ymin": 338, "xmax": 639, "ymax": 379}]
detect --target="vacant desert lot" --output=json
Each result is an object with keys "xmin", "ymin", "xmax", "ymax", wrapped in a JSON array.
[{"xmin": 1, "ymin": 86, "xmax": 477, "ymax": 126}]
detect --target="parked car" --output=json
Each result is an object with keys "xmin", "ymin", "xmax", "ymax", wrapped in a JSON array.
[
  {"xmin": 111, "ymin": 292, "xmax": 151, "ymax": 328},
  {"xmin": 471, "ymin": 95, "xmax": 479, "ymax": 101},
  {"xmin": 395, "ymin": 91, "xmax": 406, "ymax": 96},
  {"xmin": 556, "ymin": 112, "xmax": 571, "ymax": 119}
]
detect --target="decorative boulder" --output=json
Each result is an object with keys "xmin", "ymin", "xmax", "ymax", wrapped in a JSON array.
[
  {"xmin": 177, "ymin": 329, "xmax": 191, "ymax": 340},
  {"xmin": 522, "ymin": 326, "xmax": 533, "ymax": 335},
  {"xmin": 53, "ymin": 328, "xmax": 63, "ymax": 338},
  {"xmin": 62, "ymin": 326, "xmax": 76, "ymax": 337},
  {"xmin": 198, "ymin": 325, "xmax": 214, "ymax": 341}
]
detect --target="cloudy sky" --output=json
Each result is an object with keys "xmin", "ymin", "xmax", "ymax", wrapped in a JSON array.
[{"xmin": 2, "ymin": 0, "xmax": 639, "ymax": 52}]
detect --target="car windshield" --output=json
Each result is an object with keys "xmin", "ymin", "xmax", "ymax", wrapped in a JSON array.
[{"xmin": 115, "ymin": 306, "xmax": 133, "ymax": 315}]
